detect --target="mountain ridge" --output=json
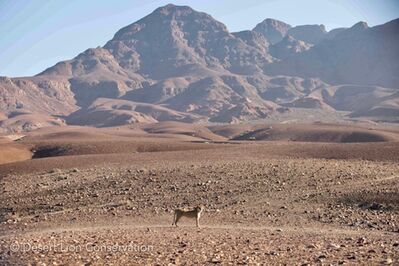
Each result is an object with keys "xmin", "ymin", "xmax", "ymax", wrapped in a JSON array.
[{"xmin": 1, "ymin": 4, "xmax": 398, "ymax": 133}]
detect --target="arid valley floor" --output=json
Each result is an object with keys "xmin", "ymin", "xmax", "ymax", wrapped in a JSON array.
[{"xmin": 0, "ymin": 122, "xmax": 398, "ymax": 265}]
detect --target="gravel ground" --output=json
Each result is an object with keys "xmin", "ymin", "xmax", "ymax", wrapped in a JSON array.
[{"xmin": 1, "ymin": 138, "xmax": 398, "ymax": 265}]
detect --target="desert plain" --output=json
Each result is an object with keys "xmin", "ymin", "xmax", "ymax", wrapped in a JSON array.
[{"xmin": 0, "ymin": 122, "xmax": 398, "ymax": 265}]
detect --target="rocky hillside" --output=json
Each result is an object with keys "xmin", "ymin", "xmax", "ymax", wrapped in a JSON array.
[
  {"xmin": 0, "ymin": 4, "xmax": 398, "ymax": 132},
  {"xmin": 267, "ymin": 20, "xmax": 399, "ymax": 89}
]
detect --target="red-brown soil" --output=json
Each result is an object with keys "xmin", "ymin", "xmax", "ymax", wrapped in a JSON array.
[{"xmin": 0, "ymin": 123, "xmax": 398, "ymax": 265}]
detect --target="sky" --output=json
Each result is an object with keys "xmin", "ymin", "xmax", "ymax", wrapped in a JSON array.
[{"xmin": 1, "ymin": 0, "xmax": 398, "ymax": 77}]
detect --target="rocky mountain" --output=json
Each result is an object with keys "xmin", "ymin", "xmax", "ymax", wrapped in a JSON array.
[
  {"xmin": 287, "ymin": 24, "xmax": 327, "ymax": 45},
  {"xmin": 253, "ymin": 18, "xmax": 292, "ymax": 45},
  {"xmin": 232, "ymin": 30, "xmax": 269, "ymax": 54},
  {"xmin": 0, "ymin": 4, "xmax": 398, "ymax": 132},
  {"xmin": 267, "ymin": 20, "xmax": 399, "ymax": 89},
  {"xmin": 253, "ymin": 19, "xmax": 329, "ymax": 45},
  {"xmin": 104, "ymin": 4, "xmax": 273, "ymax": 78},
  {"xmin": 269, "ymin": 35, "xmax": 312, "ymax": 60}
]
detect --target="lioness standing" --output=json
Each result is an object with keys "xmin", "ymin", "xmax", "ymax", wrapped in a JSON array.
[{"xmin": 172, "ymin": 205, "xmax": 205, "ymax": 227}]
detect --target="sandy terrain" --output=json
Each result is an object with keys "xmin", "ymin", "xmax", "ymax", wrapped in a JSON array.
[
  {"xmin": 0, "ymin": 136, "xmax": 32, "ymax": 165},
  {"xmin": 0, "ymin": 123, "xmax": 398, "ymax": 265}
]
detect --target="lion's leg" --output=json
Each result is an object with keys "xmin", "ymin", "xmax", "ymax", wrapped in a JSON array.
[
  {"xmin": 175, "ymin": 213, "xmax": 181, "ymax": 227},
  {"xmin": 172, "ymin": 211, "xmax": 176, "ymax": 226}
]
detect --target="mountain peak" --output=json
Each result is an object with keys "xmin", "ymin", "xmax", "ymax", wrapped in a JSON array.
[
  {"xmin": 350, "ymin": 21, "xmax": 369, "ymax": 31},
  {"xmin": 287, "ymin": 24, "xmax": 327, "ymax": 44},
  {"xmin": 261, "ymin": 18, "xmax": 291, "ymax": 27},
  {"xmin": 112, "ymin": 4, "xmax": 225, "ymax": 41},
  {"xmin": 332, "ymin": 21, "xmax": 369, "ymax": 39},
  {"xmin": 253, "ymin": 18, "xmax": 291, "ymax": 44},
  {"xmin": 162, "ymin": 3, "xmax": 178, "ymax": 8},
  {"xmin": 153, "ymin": 3, "xmax": 194, "ymax": 16},
  {"xmin": 104, "ymin": 3, "xmax": 270, "ymax": 79}
]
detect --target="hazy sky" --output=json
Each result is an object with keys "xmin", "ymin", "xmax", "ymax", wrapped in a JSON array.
[{"xmin": 1, "ymin": 0, "xmax": 398, "ymax": 77}]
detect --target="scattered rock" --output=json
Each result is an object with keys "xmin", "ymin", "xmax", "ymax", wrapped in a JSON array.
[{"xmin": 383, "ymin": 258, "xmax": 393, "ymax": 265}]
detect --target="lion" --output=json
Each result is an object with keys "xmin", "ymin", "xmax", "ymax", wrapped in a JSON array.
[{"xmin": 172, "ymin": 205, "xmax": 205, "ymax": 227}]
